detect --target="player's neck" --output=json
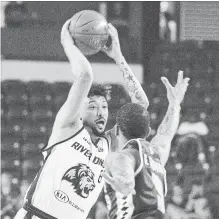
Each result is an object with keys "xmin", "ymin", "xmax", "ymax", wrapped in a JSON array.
[
  {"xmin": 85, "ymin": 125, "xmax": 102, "ymax": 142},
  {"xmin": 118, "ymin": 135, "xmax": 128, "ymax": 151}
]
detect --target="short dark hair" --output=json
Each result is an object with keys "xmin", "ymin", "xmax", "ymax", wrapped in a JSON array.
[
  {"xmin": 116, "ymin": 103, "xmax": 150, "ymax": 140},
  {"xmin": 88, "ymin": 84, "xmax": 107, "ymax": 101}
]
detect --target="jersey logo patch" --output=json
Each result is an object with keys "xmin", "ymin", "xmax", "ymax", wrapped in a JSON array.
[{"xmin": 62, "ymin": 163, "xmax": 95, "ymax": 198}]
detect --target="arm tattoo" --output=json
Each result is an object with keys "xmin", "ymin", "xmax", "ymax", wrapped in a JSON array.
[
  {"xmin": 118, "ymin": 60, "xmax": 149, "ymax": 106},
  {"xmin": 150, "ymin": 105, "xmax": 180, "ymax": 165},
  {"xmin": 157, "ymin": 106, "xmax": 180, "ymax": 135}
]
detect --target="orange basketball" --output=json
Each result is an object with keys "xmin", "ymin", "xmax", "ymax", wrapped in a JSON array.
[{"xmin": 69, "ymin": 10, "xmax": 109, "ymax": 56}]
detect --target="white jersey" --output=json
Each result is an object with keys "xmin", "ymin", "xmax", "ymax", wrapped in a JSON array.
[{"xmin": 24, "ymin": 126, "xmax": 109, "ymax": 219}]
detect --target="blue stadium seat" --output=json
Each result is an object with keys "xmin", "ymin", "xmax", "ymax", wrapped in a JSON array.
[
  {"xmin": 22, "ymin": 131, "xmax": 49, "ymax": 159},
  {"xmin": 1, "ymin": 153, "xmax": 21, "ymax": 172},
  {"xmin": 2, "ymin": 80, "xmax": 28, "ymax": 105},
  {"xmin": 53, "ymin": 95, "xmax": 67, "ymax": 112},
  {"xmin": 51, "ymin": 81, "xmax": 71, "ymax": 94},
  {"xmin": 143, "ymin": 83, "xmax": 158, "ymax": 100},
  {"xmin": 189, "ymin": 79, "xmax": 214, "ymax": 94},
  {"xmin": 22, "ymin": 170, "xmax": 38, "ymax": 183},
  {"xmin": 1, "ymin": 80, "xmax": 27, "ymax": 93},
  {"xmin": 205, "ymin": 109, "xmax": 219, "ymax": 125},
  {"xmin": 29, "ymin": 95, "xmax": 55, "ymax": 125},
  {"xmin": 183, "ymin": 93, "xmax": 213, "ymax": 110},
  {"xmin": 51, "ymin": 81, "xmax": 71, "ymax": 110},
  {"xmin": 213, "ymin": 76, "xmax": 219, "ymax": 89},
  {"xmin": 108, "ymin": 84, "xmax": 130, "ymax": 108},
  {"xmin": 22, "ymin": 154, "xmax": 43, "ymax": 177},
  {"xmin": 31, "ymin": 110, "xmax": 55, "ymax": 126},
  {"xmin": 6, "ymin": 103, "xmax": 30, "ymax": 126},
  {"xmin": 1, "ymin": 128, "xmax": 22, "ymax": 154},
  {"xmin": 26, "ymin": 80, "xmax": 53, "ymax": 106},
  {"xmin": 206, "ymin": 125, "xmax": 219, "ymax": 144},
  {"xmin": 150, "ymin": 96, "xmax": 168, "ymax": 115},
  {"xmin": 22, "ymin": 122, "xmax": 51, "ymax": 140}
]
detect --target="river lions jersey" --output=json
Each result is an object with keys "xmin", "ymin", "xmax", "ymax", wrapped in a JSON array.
[
  {"xmin": 104, "ymin": 138, "xmax": 167, "ymax": 219},
  {"xmin": 24, "ymin": 126, "xmax": 109, "ymax": 219}
]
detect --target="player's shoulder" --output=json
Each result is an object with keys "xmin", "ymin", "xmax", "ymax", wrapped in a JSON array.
[
  {"xmin": 125, "ymin": 139, "xmax": 160, "ymax": 158},
  {"xmin": 47, "ymin": 123, "xmax": 84, "ymax": 148},
  {"xmin": 124, "ymin": 138, "xmax": 148, "ymax": 151},
  {"xmin": 140, "ymin": 140, "xmax": 161, "ymax": 159}
]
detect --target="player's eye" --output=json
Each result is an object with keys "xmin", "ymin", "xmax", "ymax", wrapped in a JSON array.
[{"xmin": 89, "ymin": 105, "xmax": 97, "ymax": 109}]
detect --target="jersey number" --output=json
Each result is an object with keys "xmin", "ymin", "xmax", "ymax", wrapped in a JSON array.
[{"xmin": 98, "ymin": 170, "xmax": 104, "ymax": 183}]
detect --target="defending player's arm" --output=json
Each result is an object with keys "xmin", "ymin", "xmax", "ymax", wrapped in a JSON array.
[
  {"xmin": 103, "ymin": 148, "xmax": 139, "ymax": 196},
  {"xmin": 53, "ymin": 20, "xmax": 93, "ymax": 129},
  {"xmin": 150, "ymin": 71, "xmax": 190, "ymax": 166},
  {"xmin": 102, "ymin": 24, "xmax": 149, "ymax": 109}
]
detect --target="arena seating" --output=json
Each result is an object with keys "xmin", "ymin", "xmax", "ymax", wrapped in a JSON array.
[{"xmin": 1, "ymin": 42, "xmax": 219, "ymax": 218}]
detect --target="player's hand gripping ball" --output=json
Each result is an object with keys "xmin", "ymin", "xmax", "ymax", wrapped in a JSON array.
[{"xmin": 68, "ymin": 10, "xmax": 109, "ymax": 56}]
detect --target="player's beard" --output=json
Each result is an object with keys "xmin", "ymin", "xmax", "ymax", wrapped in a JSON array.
[
  {"xmin": 83, "ymin": 120, "xmax": 105, "ymax": 137},
  {"xmin": 92, "ymin": 126, "xmax": 105, "ymax": 137}
]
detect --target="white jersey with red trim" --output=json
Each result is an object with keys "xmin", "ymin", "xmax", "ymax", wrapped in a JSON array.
[{"xmin": 24, "ymin": 126, "xmax": 109, "ymax": 219}]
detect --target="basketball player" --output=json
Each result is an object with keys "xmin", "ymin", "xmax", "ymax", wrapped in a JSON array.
[
  {"xmin": 14, "ymin": 20, "xmax": 149, "ymax": 219},
  {"xmin": 103, "ymin": 71, "xmax": 190, "ymax": 219}
]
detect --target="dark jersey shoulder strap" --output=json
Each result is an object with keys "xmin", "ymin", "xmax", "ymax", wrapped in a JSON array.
[{"xmin": 123, "ymin": 138, "xmax": 144, "ymax": 176}]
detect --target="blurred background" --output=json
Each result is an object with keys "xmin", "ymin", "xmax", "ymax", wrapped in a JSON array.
[{"xmin": 1, "ymin": 1, "xmax": 219, "ymax": 219}]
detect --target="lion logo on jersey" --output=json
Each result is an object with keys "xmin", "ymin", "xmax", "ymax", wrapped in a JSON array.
[{"xmin": 62, "ymin": 163, "xmax": 95, "ymax": 198}]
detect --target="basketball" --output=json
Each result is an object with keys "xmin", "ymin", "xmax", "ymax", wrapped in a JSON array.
[{"xmin": 68, "ymin": 10, "xmax": 109, "ymax": 56}]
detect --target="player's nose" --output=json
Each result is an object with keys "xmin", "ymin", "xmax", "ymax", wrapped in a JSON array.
[{"xmin": 97, "ymin": 108, "xmax": 104, "ymax": 117}]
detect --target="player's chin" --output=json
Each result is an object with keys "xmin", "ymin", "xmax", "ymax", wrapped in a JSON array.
[{"xmin": 95, "ymin": 125, "xmax": 106, "ymax": 135}]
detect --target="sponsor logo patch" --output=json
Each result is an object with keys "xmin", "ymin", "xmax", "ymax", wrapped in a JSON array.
[{"xmin": 54, "ymin": 190, "xmax": 69, "ymax": 203}]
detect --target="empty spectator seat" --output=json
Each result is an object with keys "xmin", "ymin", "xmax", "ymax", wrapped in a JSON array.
[
  {"xmin": 6, "ymin": 102, "xmax": 30, "ymax": 126},
  {"xmin": 51, "ymin": 82, "xmax": 71, "ymax": 111},
  {"xmin": 22, "ymin": 154, "xmax": 43, "ymax": 177},
  {"xmin": 22, "ymin": 131, "xmax": 49, "ymax": 159},
  {"xmin": 108, "ymin": 84, "xmax": 130, "ymax": 109},
  {"xmin": 1, "ymin": 153, "xmax": 21, "ymax": 174},
  {"xmin": 1, "ymin": 124, "xmax": 22, "ymax": 154},
  {"xmin": 26, "ymin": 80, "xmax": 53, "ymax": 106},
  {"xmin": 2, "ymin": 80, "xmax": 27, "ymax": 98},
  {"xmin": 142, "ymin": 83, "xmax": 158, "ymax": 100}
]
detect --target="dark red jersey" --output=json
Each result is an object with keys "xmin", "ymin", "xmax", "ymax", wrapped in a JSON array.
[{"xmin": 104, "ymin": 138, "xmax": 167, "ymax": 219}]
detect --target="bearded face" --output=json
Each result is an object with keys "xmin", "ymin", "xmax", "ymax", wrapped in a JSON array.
[{"xmin": 81, "ymin": 96, "xmax": 108, "ymax": 136}]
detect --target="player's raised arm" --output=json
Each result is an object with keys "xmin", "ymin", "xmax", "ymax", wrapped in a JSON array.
[
  {"xmin": 150, "ymin": 71, "xmax": 190, "ymax": 166},
  {"xmin": 54, "ymin": 20, "xmax": 93, "ymax": 129},
  {"xmin": 102, "ymin": 24, "xmax": 149, "ymax": 109}
]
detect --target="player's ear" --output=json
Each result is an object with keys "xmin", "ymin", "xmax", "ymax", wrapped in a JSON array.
[
  {"xmin": 116, "ymin": 124, "xmax": 120, "ymax": 136},
  {"xmin": 146, "ymin": 127, "xmax": 151, "ymax": 138}
]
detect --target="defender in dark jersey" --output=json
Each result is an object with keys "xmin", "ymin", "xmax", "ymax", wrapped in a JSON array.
[{"xmin": 103, "ymin": 71, "xmax": 190, "ymax": 219}]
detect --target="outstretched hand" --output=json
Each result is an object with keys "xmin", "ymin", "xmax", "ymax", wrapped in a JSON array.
[
  {"xmin": 102, "ymin": 171, "xmax": 136, "ymax": 197},
  {"xmin": 101, "ymin": 23, "xmax": 123, "ymax": 62},
  {"xmin": 161, "ymin": 70, "xmax": 190, "ymax": 105}
]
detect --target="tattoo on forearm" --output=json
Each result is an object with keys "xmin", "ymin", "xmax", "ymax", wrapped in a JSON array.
[
  {"xmin": 157, "ymin": 107, "xmax": 179, "ymax": 135},
  {"xmin": 120, "ymin": 61, "xmax": 144, "ymax": 102}
]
